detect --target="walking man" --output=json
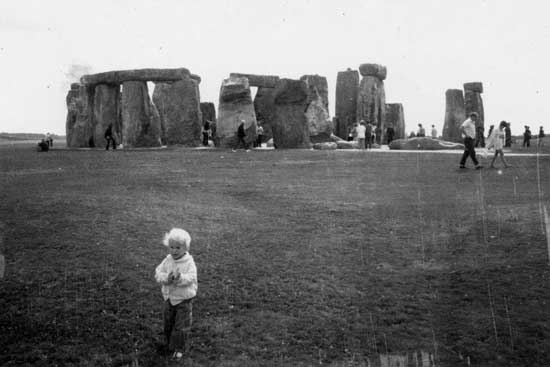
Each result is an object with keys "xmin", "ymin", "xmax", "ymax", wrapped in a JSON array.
[{"xmin": 459, "ymin": 112, "xmax": 482, "ymax": 169}]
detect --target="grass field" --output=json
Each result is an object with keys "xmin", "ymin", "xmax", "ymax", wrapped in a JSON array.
[{"xmin": 1, "ymin": 143, "xmax": 549, "ymax": 366}]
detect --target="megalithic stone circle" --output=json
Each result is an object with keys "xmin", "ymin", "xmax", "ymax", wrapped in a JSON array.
[
  {"xmin": 80, "ymin": 68, "xmax": 191, "ymax": 86},
  {"xmin": 384, "ymin": 103, "xmax": 406, "ymax": 140},
  {"xmin": 271, "ymin": 78, "xmax": 311, "ymax": 149},
  {"xmin": 335, "ymin": 69, "xmax": 359, "ymax": 139},
  {"xmin": 153, "ymin": 78, "xmax": 202, "ymax": 146},
  {"xmin": 93, "ymin": 84, "xmax": 121, "ymax": 148},
  {"xmin": 121, "ymin": 81, "xmax": 162, "ymax": 147},
  {"xmin": 464, "ymin": 82, "xmax": 484, "ymax": 128},
  {"xmin": 217, "ymin": 76, "xmax": 257, "ymax": 148},
  {"xmin": 443, "ymin": 89, "xmax": 466, "ymax": 143},
  {"xmin": 356, "ymin": 63, "xmax": 387, "ymax": 142},
  {"xmin": 300, "ymin": 75, "xmax": 332, "ymax": 143},
  {"xmin": 229, "ymin": 73, "xmax": 280, "ymax": 88}
]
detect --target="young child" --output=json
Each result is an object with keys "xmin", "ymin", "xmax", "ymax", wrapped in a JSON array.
[{"xmin": 155, "ymin": 228, "xmax": 198, "ymax": 360}]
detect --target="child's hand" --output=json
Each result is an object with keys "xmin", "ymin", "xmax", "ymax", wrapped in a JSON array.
[{"xmin": 172, "ymin": 271, "xmax": 181, "ymax": 282}]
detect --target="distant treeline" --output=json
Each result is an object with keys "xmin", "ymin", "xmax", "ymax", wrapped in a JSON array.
[{"xmin": 0, "ymin": 133, "xmax": 65, "ymax": 141}]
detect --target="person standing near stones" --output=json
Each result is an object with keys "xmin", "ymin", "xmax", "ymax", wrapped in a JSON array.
[
  {"xmin": 356, "ymin": 120, "xmax": 367, "ymax": 150},
  {"xmin": 202, "ymin": 120, "xmax": 211, "ymax": 147},
  {"xmin": 365, "ymin": 121, "xmax": 374, "ymax": 149},
  {"xmin": 475, "ymin": 124, "xmax": 485, "ymax": 147},
  {"xmin": 538, "ymin": 126, "xmax": 545, "ymax": 148},
  {"xmin": 486, "ymin": 120, "xmax": 510, "ymax": 169},
  {"xmin": 417, "ymin": 124, "xmax": 426, "ymax": 137},
  {"xmin": 256, "ymin": 124, "xmax": 264, "ymax": 148},
  {"xmin": 523, "ymin": 126, "xmax": 532, "ymax": 147},
  {"xmin": 233, "ymin": 120, "xmax": 249, "ymax": 152},
  {"xmin": 431, "ymin": 125, "xmax": 437, "ymax": 139},
  {"xmin": 104, "ymin": 123, "xmax": 117, "ymax": 150},
  {"xmin": 505, "ymin": 123, "xmax": 512, "ymax": 147},
  {"xmin": 459, "ymin": 112, "xmax": 482, "ymax": 169},
  {"xmin": 386, "ymin": 126, "xmax": 395, "ymax": 145}
]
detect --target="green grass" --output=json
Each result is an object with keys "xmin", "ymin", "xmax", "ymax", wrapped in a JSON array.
[{"xmin": 1, "ymin": 144, "xmax": 549, "ymax": 366}]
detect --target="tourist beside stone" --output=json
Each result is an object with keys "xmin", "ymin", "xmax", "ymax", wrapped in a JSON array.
[
  {"xmin": 475, "ymin": 125, "xmax": 485, "ymax": 147},
  {"xmin": 356, "ymin": 121, "xmax": 367, "ymax": 149},
  {"xmin": 505, "ymin": 123, "xmax": 512, "ymax": 147},
  {"xmin": 233, "ymin": 121, "xmax": 249, "ymax": 151},
  {"xmin": 431, "ymin": 125, "xmax": 437, "ymax": 139},
  {"xmin": 459, "ymin": 112, "xmax": 482, "ymax": 169},
  {"xmin": 538, "ymin": 126, "xmax": 545, "ymax": 147},
  {"xmin": 375, "ymin": 126, "xmax": 382, "ymax": 145},
  {"xmin": 365, "ymin": 122, "xmax": 374, "ymax": 149},
  {"xmin": 104, "ymin": 124, "xmax": 117, "ymax": 150},
  {"xmin": 155, "ymin": 228, "xmax": 198, "ymax": 361},
  {"xmin": 486, "ymin": 121, "xmax": 510, "ymax": 169},
  {"xmin": 37, "ymin": 139, "xmax": 49, "ymax": 151},
  {"xmin": 255, "ymin": 125, "xmax": 264, "ymax": 147},
  {"xmin": 417, "ymin": 124, "xmax": 426, "ymax": 137},
  {"xmin": 523, "ymin": 126, "xmax": 532, "ymax": 147}
]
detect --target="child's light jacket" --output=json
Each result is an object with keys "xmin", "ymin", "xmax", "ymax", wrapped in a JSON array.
[{"xmin": 155, "ymin": 253, "xmax": 197, "ymax": 305}]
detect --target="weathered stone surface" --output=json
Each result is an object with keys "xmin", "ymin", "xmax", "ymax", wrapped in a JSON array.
[
  {"xmin": 153, "ymin": 78, "xmax": 202, "ymax": 146},
  {"xmin": 335, "ymin": 69, "xmax": 359, "ymax": 139},
  {"xmin": 336, "ymin": 140, "xmax": 358, "ymax": 149},
  {"xmin": 313, "ymin": 142, "xmax": 337, "ymax": 150},
  {"xmin": 443, "ymin": 89, "xmax": 466, "ymax": 143},
  {"xmin": 229, "ymin": 73, "xmax": 279, "ymax": 88},
  {"xmin": 389, "ymin": 137, "xmax": 464, "ymax": 150},
  {"xmin": 300, "ymin": 75, "xmax": 329, "ymax": 110},
  {"xmin": 190, "ymin": 74, "xmax": 201, "ymax": 84},
  {"xmin": 300, "ymin": 75, "xmax": 332, "ymax": 143},
  {"xmin": 464, "ymin": 82, "xmax": 483, "ymax": 93},
  {"xmin": 121, "ymin": 81, "xmax": 162, "ymax": 147},
  {"xmin": 217, "ymin": 76, "xmax": 257, "ymax": 147},
  {"xmin": 272, "ymin": 79, "xmax": 311, "ymax": 149},
  {"xmin": 464, "ymin": 89, "xmax": 484, "ymax": 128},
  {"xmin": 253, "ymin": 87, "xmax": 275, "ymax": 142},
  {"xmin": 67, "ymin": 85, "xmax": 95, "ymax": 148},
  {"xmin": 81, "ymin": 68, "xmax": 190, "ymax": 86},
  {"xmin": 92, "ymin": 84, "xmax": 121, "ymax": 148},
  {"xmin": 357, "ymin": 75, "xmax": 386, "ymax": 142},
  {"xmin": 384, "ymin": 103, "xmax": 406, "ymax": 140},
  {"xmin": 200, "ymin": 102, "xmax": 216, "ymax": 123},
  {"xmin": 359, "ymin": 63, "xmax": 387, "ymax": 80}
]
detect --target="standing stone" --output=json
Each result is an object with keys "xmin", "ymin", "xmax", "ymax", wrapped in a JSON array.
[
  {"xmin": 153, "ymin": 78, "xmax": 202, "ymax": 146},
  {"xmin": 443, "ymin": 89, "xmax": 466, "ymax": 143},
  {"xmin": 65, "ymin": 83, "xmax": 80, "ymax": 147},
  {"xmin": 217, "ymin": 76, "xmax": 257, "ymax": 148},
  {"xmin": 335, "ymin": 69, "xmax": 359, "ymax": 139},
  {"xmin": 93, "ymin": 84, "xmax": 121, "ymax": 148},
  {"xmin": 464, "ymin": 82, "xmax": 484, "ymax": 128},
  {"xmin": 272, "ymin": 79, "xmax": 311, "ymax": 149},
  {"xmin": 253, "ymin": 87, "xmax": 276, "ymax": 142},
  {"xmin": 384, "ymin": 103, "xmax": 406, "ymax": 140},
  {"xmin": 300, "ymin": 75, "xmax": 332, "ymax": 143},
  {"xmin": 67, "ymin": 85, "xmax": 95, "ymax": 147},
  {"xmin": 121, "ymin": 81, "xmax": 162, "ymax": 147},
  {"xmin": 356, "ymin": 63, "xmax": 386, "ymax": 143}
]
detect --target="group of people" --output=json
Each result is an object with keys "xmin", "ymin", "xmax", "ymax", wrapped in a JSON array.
[
  {"xmin": 37, "ymin": 133, "xmax": 54, "ymax": 151},
  {"xmin": 521, "ymin": 125, "xmax": 545, "ymax": 148},
  {"xmin": 409, "ymin": 124, "xmax": 438, "ymax": 139}
]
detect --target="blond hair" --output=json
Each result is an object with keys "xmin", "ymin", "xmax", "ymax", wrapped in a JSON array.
[{"xmin": 162, "ymin": 228, "xmax": 191, "ymax": 251}]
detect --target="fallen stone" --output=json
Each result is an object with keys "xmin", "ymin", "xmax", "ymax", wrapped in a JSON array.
[
  {"xmin": 336, "ymin": 140, "xmax": 358, "ymax": 149},
  {"xmin": 217, "ymin": 76, "xmax": 257, "ymax": 148},
  {"xmin": 121, "ymin": 81, "xmax": 162, "ymax": 147},
  {"xmin": 153, "ymin": 78, "xmax": 202, "ymax": 146},
  {"xmin": 335, "ymin": 69, "xmax": 359, "ymax": 139},
  {"xmin": 272, "ymin": 79, "xmax": 311, "ymax": 149},
  {"xmin": 313, "ymin": 142, "xmax": 337, "ymax": 150},
  {"xmin": 229, "ymin": 73, "xmax": 280, "ymax": 88},
  {"xmin": 358, "ymin": 63, "xmax": 387, "ymax": 80},
  {"xmin": 93, "ymin": 84, "xmax": 121, "ymax": 148},
  {"xmin": 389, "ymin": 137, "xmax": 464, "ymax": 150},
  {"xmin": 81, "ymin": 68, "xmax": 190, "ymax": 86},
  {"xmin": 443, "ymin": 89, "xmax": 466, "ymax": 143}
]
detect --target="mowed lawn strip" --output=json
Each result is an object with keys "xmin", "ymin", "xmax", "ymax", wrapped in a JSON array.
[{"xmin": 1, "ymin": 146, "xmax": 549, "ymax": 366}]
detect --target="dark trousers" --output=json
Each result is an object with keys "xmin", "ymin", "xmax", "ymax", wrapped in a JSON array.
[
  {"xmin": 202, "ymin": 132, "xmax": 209, "ymax": 146},
  {"xmin": 460, "ymin": 137, "xmax": 479, "ymax": 167},
  {"xmin": 523, "ymin": 138, "xmax": 530, "ymax": 147},
  {"xmin": 164, "ymin": 298, "xmax": 193, "ymax": 353},
  {"xmin": 234, "ymin": 136, "xmax": 248, "ymax": 150},
  {"xmin": 255, "ymin": 134, "xmax": 263, "ymax": 147},
  {"xmin": 105, "ymin": 137, "xmax": 117, "ymax": 150}
]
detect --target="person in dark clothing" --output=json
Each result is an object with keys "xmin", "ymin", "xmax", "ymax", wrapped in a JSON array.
[
  {"xmin": 375, "ymin": 126, "xmax": 382, "ymax": 145},
  {"xmin": 505, "ymin": 123, "xmax": 512, "ymax": 147},
  {"xmin": 202, "ymin": 121, "xmax": 211, "ymax": 146},
  {"xmin": 104, "ymin": 123, "xmax": 117, "ymax": 150},
  {"xmin": 538, "ymin": 126, "xmax": 545, "ymax": 148},
  {"xmin": 386, "ymin": 126, "xmax": 395, "ymax": 145},
  {"xmin": 523, "ymin": 126, "xmax": 532, "ymax": 147},
  {"xmin": 233, "ymin": 121, "xmax": 249, "ymax": 151},
  {"xmin": 475, "ymin": 125, "xmax": 485, "ymax": 147},
  {"xmin": 37, "ymin": 139, "xmax": 49, "ymax": 151}
]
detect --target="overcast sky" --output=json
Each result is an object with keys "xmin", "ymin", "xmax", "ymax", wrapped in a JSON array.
[{"xmin": 1, "ymin": 0, "xmax": 549, "ymax": 136}]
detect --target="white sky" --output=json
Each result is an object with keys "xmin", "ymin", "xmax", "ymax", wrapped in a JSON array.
[{"xmin": 1, "ymin": 0, "xmax": 549, "ymax": 136}]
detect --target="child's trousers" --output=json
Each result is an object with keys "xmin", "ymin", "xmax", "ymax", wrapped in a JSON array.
[{"xmin": 164, "ymin": 298, "xmax": 193, "ymax": 353}]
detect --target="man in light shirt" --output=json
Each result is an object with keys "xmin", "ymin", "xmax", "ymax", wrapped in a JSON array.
[
  {"xmin": 431, "ymin": 125, "xmax": 437, "ymax": 139},
  {"xmin": 459, "ymin": 112, "xmax": 482, "ymax": 169},
  {"xmin": 356, "ymin": 120, "xmax": 367, "ymax": 149}
]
